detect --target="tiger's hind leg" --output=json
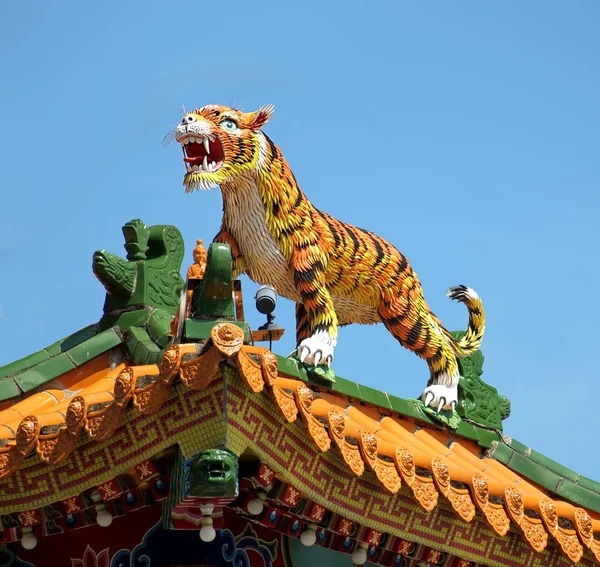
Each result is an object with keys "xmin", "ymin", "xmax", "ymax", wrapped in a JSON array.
[
  {"xmin": 295, "ymin": 303, "xmax": 312, "ymax": 344},
  {"xmin": 420, "ymin": 346, "xmax": 460, "ymax": 412},
  {"xmin": 378, "ymin": 291, "xmax": 460, "ymax": 411}
]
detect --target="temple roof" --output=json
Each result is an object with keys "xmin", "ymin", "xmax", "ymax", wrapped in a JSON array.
[{"xmin": 1, "ymin": 219, "xmax": 599, "ymax": 566}]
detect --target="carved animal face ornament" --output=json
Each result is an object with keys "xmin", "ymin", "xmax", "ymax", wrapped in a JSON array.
[{"xmin": 165, "ymin": 104, "xmax": 275, "ymax": 193}]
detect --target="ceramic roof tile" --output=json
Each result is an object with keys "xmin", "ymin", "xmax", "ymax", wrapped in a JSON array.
[{"xmin": 1, "ymin": 322, "xmax": 599, "ymax": 564}]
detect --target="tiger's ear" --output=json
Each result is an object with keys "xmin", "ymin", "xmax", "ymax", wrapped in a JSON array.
[{"xmin": 243, "ymin": 105, "xmax": 275, "ymax": 131}]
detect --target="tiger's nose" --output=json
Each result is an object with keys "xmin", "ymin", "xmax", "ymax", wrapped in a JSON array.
[{"xmin": 182, "ymin": 115, "xmax": 196, "ymax": 124}]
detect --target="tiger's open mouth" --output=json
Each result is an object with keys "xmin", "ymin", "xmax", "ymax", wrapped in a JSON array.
[{"xmin": 180, "ymin": 135, "xmax": 225, "ymax": 173}]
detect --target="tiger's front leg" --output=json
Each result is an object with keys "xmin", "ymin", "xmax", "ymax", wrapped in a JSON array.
[
  {"xmin": 295, "ymin": 303, "xmax": 336, "ymax": 366},
  {"xmin": 291, "ymin": 246, "xmax": 338, "ymax": 367}
]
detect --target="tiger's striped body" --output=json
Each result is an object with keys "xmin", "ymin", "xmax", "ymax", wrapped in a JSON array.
[{"xmin": 171, "ymin": 104, "xmax": 485, "ymax": 410}]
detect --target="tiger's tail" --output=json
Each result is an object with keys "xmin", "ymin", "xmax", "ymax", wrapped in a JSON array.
[{"xmin": 442, "ymin": 285, "xmax": 486, "ymax": 358}]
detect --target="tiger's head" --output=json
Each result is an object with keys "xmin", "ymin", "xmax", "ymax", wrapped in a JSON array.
[{"xmin": 166, "ymin": 104, "xmax": 274, "ymax": 192}]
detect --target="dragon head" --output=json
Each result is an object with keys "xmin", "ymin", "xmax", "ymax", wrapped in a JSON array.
[{"xmin": 167, "ymin": 104, "xmax": 275, "ymax": 192}]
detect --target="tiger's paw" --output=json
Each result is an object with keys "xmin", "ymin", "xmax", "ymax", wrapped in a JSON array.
[
  {"xmin": 422, "ymin": 384, "xmax": 457, "ymax": 412},
  {"xmin": 297, "ymin": 331, "xmax": 335, "ymax": 367}
]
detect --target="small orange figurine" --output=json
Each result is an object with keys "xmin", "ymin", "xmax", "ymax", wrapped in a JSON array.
[
  {"xmin": 170, "ymin": 239, "xmax": 208, "ymax": 337},
  {"xmin": 187, "ymin": 239, "xmax": 207, "ymax": 280}
]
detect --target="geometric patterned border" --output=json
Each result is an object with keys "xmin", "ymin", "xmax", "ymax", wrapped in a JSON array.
[
  {"xmin": 1, "ymin": 363, "xmax": 597, "ymax": 566},
  {"xmin": 0, "ymin": 380, "xmax": 225, "ymax": 513},
  {"xmin": 221, "ymin": 369, "xmax": 597, "ymax": 567}
]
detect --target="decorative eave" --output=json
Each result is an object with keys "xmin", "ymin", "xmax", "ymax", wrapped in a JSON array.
[
  {"xmin": 1, "ymin": 220, "xmax": 600, "ymax": 566},
  {"xmin": 1, "ymin": 323, "xmax": 599, "ymax": 565}
]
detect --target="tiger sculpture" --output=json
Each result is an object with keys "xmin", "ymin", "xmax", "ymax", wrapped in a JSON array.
[{"xmin": 166, "ymin": 104, "xmax": 485, "ymax": 412}]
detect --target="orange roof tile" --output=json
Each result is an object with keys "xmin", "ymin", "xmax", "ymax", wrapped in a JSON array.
[{"xmin": 0, "ymin": 322, "xmax": 599, "ymax": 564}]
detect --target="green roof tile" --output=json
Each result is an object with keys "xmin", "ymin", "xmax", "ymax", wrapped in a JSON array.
[
  {"xmin": 355, "ymin": 384, "xmax": 392, "ymax": 410},
  {"xmin": 0, "ymin": 351, "xmax": 49, "ymax": 380},
  {"xmin": 488, "ymin": 441, "xmax": 600, "ymax": 512},
  {"xmin": 0, "ymin": 325, "xmax": 102, "ymax": 383},
  {"xmin": 14, "ymin": 353, "xmax": 75, "ymax": 393},
  {"xmin": 384, "ymin": 393, "xmax": 415, "ymax": 416},
  {"xmin": 67, "ymin": 328, "xmax": 122, "ymax": 366},
  {"xmin": 184, "ymin": 320, "xmax": 251, "ymax": 343},
  {"xmin": 507, "ymin": 439, "xmax": 583, "ymax": 483},
  {"xmin": 0, "ymin": 378, "xmax": 21, "ymax": 401},
  {"xmin": 505, "ymin": 438, "xmax": 530, "ymax": 455},
  {"xmin": 527, "ymin": 448, "xmax": 579, "ymax": 482},
  {"xmin": 275, "ymin": 355, "xmax": 308, "ymax": 381},
  {"xmin": 98, "ymin": 309, "xmax": 149, "ymax": 332},
  {"xmin": 125, "ymin": 327, "xmax": 163, "ymax": 365},
  {"xmin": 555, "ymin": 478, "xmax": 600, "ymax": 513},
  {"xmin": 45, "ymin": 325, "xmax": 97, "ymax": 356},
  {"xmin": 577, "ymin": 475, "xmax": 600, "ymax": 493},
  {"xmin": 487, "ymin": 441, "xmax": 513, "ymax": 465},
  {"xmin": 473, "ymin": 428, "xmax": 501, "ymax": 448},
  {"xmin": 454, "ymin": 421, "xmax": 481, "ymax": 444},
  {"xmin": 505, "ymin": 450, "xmax": 562, "ymax": 492},
  {"xmin": 330, "ymin": 377, "xmax": 361, "ymax": 399}
]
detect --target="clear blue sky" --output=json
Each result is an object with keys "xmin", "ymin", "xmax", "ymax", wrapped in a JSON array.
[{"xmin": 1, "ymin": 1, "xmax": 598, "ymax": 479}]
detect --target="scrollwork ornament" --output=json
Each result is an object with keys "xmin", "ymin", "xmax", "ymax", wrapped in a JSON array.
[
  {"xmin": 114, "ymin": 368, "xmax": 134, "ymax": 403},
  {"xmin": 411, "ymin": 476, "xmax": 439, "ymax": 512},
  {"xmin": 339, "ymin": 441, "xmax": 365, "ymax": 477},
  {"xmin": 539, "ymin": 498, "xmax": 558, "ymax": 529},
  {"xmin": 373, "ymin": 460, "xmax": 401, "ymax": 494},
  {"xmin": 395, "ymin": 448, "xmax": 415, "ymax": 478},
  {"xmin": 272, "ymin": 386, "xmax": 298, "ymax": 423},
  {"xmin": 504, "ymin": 485, "xmax": 524, "ymax": 518},
  {"xmin": 293, "ymin": 385, "xmax": 329, "ymax": 451},
  {"xmin": 134, "ymin": 381, "xmax": 170, "ymax": 415},
  {"xmin": 86, "ymin": 405, "xmax": 123, "ymax": 442},
  {"xmin": 520, "ymin": 516, "xmax": 548, "ymax": 553},
  {"xmin": 326, "ymin": 410, "xmax": 363, "ymax": 475},
  {"xmin": 66, "ymin": 397, "xmax": 86, "ymax": 429},
  {"xmin": 134, "ymin": 390, "xmax": 151, "ymax": 411},
  {"xmin": 42, "ymin": 428, "xmax": 79, "ymax": 464},
  {"xmin": 359, "ymin": 431, "xmax": 378, "ymax": 463},
  {"xmin": 236, "ymin": 349, "xmax": 264, "ymax": 392},
  {"xmin": 447, "ymin": 488, "xmax": 476, "ymax": 522},
  {"xmin": 306, "ymin": 415, "xmax": 331, "ymax": 452},
  {"xmin": 16, "ymin": 417, "xmax": 39, "ymax": 456},
  {"xmin": 327, "ymin": 409, "xmax": 345, "ymax": 440},
  {"xmin": 0, "ymin": 447, "xmax": 20, "ymax": 480},
  {"xmin": 471, "ymin": 473, "xmax": 488, "ymax": 505},
  {"xmin": 261, "ymin": 351, "xmax": 279, "ymax": 386},
  {"xmin": 484, "ymin": 504, "xmax": 511, "ymax": 536},
  {"xmin": 470, "ymin": 474, "xmax": 510, "ymax": 536},
  {"xmin": 589, "ymin": 539, "xmax": 600, "ymax": 563},
  {"xmin": 160, "ymin": 345, "xmax": 180, "ymax": 378},
  {"xmin": 296, "ymin": 385, "xmax": 314, "ymax": 413},
  {"xmin": 211, "ymin": 323, "xmax": 244, "ymax": 356},
  {"xmin": 431, "ymin": 457, "xmax": 450, "ymax": 493},
  {"xmin": 37, "ymin": 437, "xmax": 60, "ymax": 461},
  {"xmin": 573, "ymin": 508, "xmax": 593, "ymax": 543},
  {"xmin": 180, "ymin": 348, "xmax": 222, "ymax": 390},
  {"xmin": 554, "ymin": 529, "xmax": 583, "ymax": 564},
  {"xmin": 85, "ymin": 416, "xmax": 102, "ymax": 434}
]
